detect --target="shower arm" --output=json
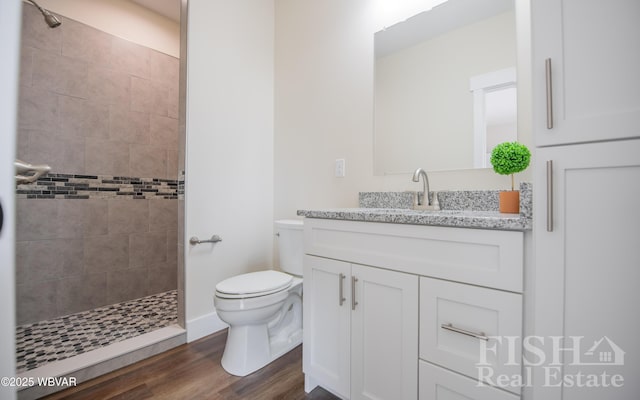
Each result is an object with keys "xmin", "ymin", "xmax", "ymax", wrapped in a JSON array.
[
  {"xmin": 26, "ymin": 0, "xmax": 47, "ymax": 15},
  {"xmin": 15, "ymin": 159, "xmax": 51, "ymax": 184}
]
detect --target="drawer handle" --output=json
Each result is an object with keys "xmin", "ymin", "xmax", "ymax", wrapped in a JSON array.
[{"xmin": 441, "ymin": 323, "xmax": 489, "ymax": 341}]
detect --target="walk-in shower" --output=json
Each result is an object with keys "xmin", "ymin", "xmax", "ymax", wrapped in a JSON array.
[{"xmin": 15, "ymin": 3, "xmax": 184, "ymax": 397}]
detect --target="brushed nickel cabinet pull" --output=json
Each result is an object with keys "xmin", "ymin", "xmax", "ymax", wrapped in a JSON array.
[
  {"xmin": 339, "ymin": 273, "xmax": 346, "ymax": 306},
  {"xmin": 545, "ymin": 58, "xmax": 554, "ymax": 129},
  {"xmin": 441, "ymin": 323, "xmax": 489, "ymax": 341},
  {"xmin": 351, "ymin": 276, "xmax": 358, "ymax": 310},
  {"xmin": 546, "ymin": 160, "xmax": 554, "ymax": 232}
]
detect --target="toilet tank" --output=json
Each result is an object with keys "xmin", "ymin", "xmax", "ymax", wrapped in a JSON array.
[{"xmin": 275, "ymin": 219, "xmax": 304, "ymax": 276}]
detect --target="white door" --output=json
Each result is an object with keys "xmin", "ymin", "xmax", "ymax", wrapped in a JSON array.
[
  {"xmin": 532, "ymin": 0, "xmax": 640, "ymax": 146},
  {"xmin": 351, "ymin": 264, "xmax": 418, "ymax": 400},
  {"xmin": 533, "ymin": 139, "xmax": 640, "ymax": 399},
  {"xmin": 0, "ymin": 1, "xmax": 21, "ymax": 399},
  {"xmin": 303, "ymin": 255, "xmax": 351, "ymax": 399}
]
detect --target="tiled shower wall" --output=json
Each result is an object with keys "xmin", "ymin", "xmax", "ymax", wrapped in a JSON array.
[{"xmin": 15, "ymin": 5, "xmax": 179, "ymax": 325}]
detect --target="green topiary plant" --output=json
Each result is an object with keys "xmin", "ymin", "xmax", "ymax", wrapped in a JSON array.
[{"xmin": 490, "ymin": 141, "xmax": 531, "ymax": 191}]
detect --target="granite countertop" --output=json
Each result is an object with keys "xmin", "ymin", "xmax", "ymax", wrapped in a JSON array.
[{"xmin": 296, "ymin": 208, "xmax": 531, "ymax": 231}]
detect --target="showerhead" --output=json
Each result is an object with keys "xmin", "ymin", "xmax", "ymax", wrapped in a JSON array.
[
  {"xmin": 42, "ymin": 10, "xmax": 62, "ymax": 28},
  {"xmin": 27, "ymin": 0, "xmax": 62, "ymax": 28}
]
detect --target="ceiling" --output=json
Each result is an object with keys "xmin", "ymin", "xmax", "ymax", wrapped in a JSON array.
[{"xmin": 131, "ymin": 0, "xmax": 180, "ymax": 23}]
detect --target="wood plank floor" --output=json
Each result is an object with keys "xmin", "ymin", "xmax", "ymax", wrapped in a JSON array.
[{"xmin": 43, "ymin": 330, "xmax": 339, "ymax": 400}]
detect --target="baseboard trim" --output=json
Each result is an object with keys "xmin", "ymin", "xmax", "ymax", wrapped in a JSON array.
[{"xmin": 186, "ymin": 311, "xmax": 228, "ymax": 342}]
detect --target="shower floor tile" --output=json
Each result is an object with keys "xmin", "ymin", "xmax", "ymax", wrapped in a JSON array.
[{"xmin": 15, "ymin": 290, "xmax": 177, "ymax": 373}]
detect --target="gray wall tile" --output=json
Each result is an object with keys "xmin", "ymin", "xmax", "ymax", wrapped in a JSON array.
[
  {"xmin": 57, "ymin": 273, "xmax": 108, "ymax": 316},
  {"xmin": 109, "ymin": 106, "xmax": 150, "ymax": 144},
  {"xmin": 84, "ymin": 234, "xmax": 129, "ymax": 273},
  {"xmin": 110, "ymin": 37, "xmax": 150, "ymax": 78},
  {"xmin": 86, "ymin": 65, "xmax": 130, "ymax": 106},
  {"xmin": 130, "ymin": 231, "xmax": 167, "ymax": 268},
  {"xmin": 166, "ymin": 229, "xmax": 178, "ymax": 264},
  {"xmin": 56, "ymin": 200, "xmax": 87, "ymax": 238},
  {"xmin": 107, "ymin": 268, "xmax": 149, "ymax": 304},
  {"xmin": 149, "ymin": 200, "xmax": 177, "ymax": 233},
  {"xmin": 16, "ymin": 199, "xmax": 84, "ymax": 241},
  {"xmin": 167, "ymin": 85, "xmax": 179, "ymax": 119},
  {"xmin": 16, "ymin": 281, "xmax": 58, "ymax": 325},
  {"xmin": 61, "ymin": 18, "xmax": 111, "ymax": 65},
  {"xmin": 25, "ymin": 129, "xmax": 85, "ymax": 173},
  {"xmin": 108, "ymin": 199, "xmax": 149, "ymax": 234},
  {"xmin": 150, "ymin": 115, "xmax": 178, "ymax": 148},
  {"xmin": 149, "ymin": 51, "xmax": 179, "ymax": 84},
  {"xmin": 148, "ymin": 261, "xmax": 177, "ymax": 295},
  {"xmin": 16, "ymin": 239, "xmax": 83, "ymax": 284},
  {"xmin": 19, "ymin": 46, "xmax": 34, "ymax": 87},
  {"xmin": 16, "ymin": 199, "xmax": 57, "ymax": 241},
  {"xmin": 129, "ymin": 144, "xmax": 166, "ymax": 179},
  {"xmin": 130, "ymin": 77, "xmax": 169, "ymax": 116},
  {"xmin": 59, "ymin": 95, "xmax": 110, "ymax": 140},
  {"xmin": 32, "ymin": 50, "xmax": 88, "ymax": 98},
  {"xmin": 18, "ymin": 85, "xmax": 58, "ymax": 131},
  {"xmin": 166, "ymin": 148, "xmax": 178, "ymax": 180},
  {"xmin": 83, "ymin": 200, "xmax": 108, "ymax": 237},
  {"xmin": 85, "ymin": 138, "xmax": 130, "ymax": 176}
]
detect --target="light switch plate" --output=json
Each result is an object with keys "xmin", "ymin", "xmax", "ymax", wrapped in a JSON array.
[{"xmin": 335, "ymin": 158, "xmax": 345, "ymax": 177}]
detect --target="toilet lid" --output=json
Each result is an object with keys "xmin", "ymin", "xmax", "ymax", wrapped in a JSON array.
[{"xmin": 215, "ymin": 270, "xmax": 293, "ymax": 298}]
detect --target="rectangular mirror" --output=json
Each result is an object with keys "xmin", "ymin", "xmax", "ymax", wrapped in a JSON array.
[{"xmin": 374, "ymin": 0, "xmax": 517, "ymax": 174}]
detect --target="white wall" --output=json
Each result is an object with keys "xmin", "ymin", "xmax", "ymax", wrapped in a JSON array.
[
  {"xmin": 274, "ymin": 0, "xmax": 532, "ymax": 220},
  {"xmin": 274, "ymin": 0, "xmax": 378, "ymax": 218},
  {"xmin": 0, "ymin": 1, "xmax": 20, "ymax": 398},
  {"xmin": 30, "ymin": 0, "xmax": 179, "ymax": 57},
  {"xmin": 184, "ymin": 0, "xmax": 274, "ymax": 341}
]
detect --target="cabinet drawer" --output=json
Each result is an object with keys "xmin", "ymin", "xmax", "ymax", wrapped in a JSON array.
[
  {"xmin": 304, "ymin": 218, "xmax": 523, "ymax": 292},
  {"xmin": 419, "ymin": 360, "xmax": 519, "ymax": 400},
  {"xmin": 419, "ymin": 277, "xmax": 522, "ymax": 394}
]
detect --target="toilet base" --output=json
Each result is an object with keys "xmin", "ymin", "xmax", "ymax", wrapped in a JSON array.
[
  {"xmin": 221, "ymin": 324, "xmax": 302, "ymax": 377},
  {"xmin": 220, "ymin": 289, "xmax": 303, "ymax": 377}
]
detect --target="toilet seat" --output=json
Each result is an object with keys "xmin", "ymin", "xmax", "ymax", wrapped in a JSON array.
[{"xmin": 215, "ymin": 270, "xmax": 293, "ymax": 299}]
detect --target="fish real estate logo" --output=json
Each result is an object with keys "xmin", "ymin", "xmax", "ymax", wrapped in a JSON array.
[{"xmin": 476, "ymin": 336, "xmax": 626, "ymax": 389}]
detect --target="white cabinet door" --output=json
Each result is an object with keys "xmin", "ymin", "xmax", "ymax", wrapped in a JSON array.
[
  {"xmin": 532, "ymin": 0, "xmax": 640, "ymax": 146},
  {"xmin": 351, "ymin": 264, "xmax": 419, "ymax": 400},
  {"xmin": 533, "ymin": 139, "xmax": 640, "ymax": 399},
  {"xmin": 303, "ymin": 255, "xmax": 351, "ymax": 399}
]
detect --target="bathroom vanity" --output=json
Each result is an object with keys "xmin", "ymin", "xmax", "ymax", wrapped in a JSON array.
[{"xmin": 299, "ymin": 205, "xmax": 531, "ymax": 400}]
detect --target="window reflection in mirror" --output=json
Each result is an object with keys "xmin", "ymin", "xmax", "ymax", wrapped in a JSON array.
[
  {"xmin": 374, "ymin": 0, "xmax": 516, "ymax": 175},
  {"xmin": 470, "ymin": 67, "xmax": 517, "ymax": 168}
]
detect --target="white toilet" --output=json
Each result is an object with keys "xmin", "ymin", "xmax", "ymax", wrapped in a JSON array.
[{"xmin": 214, "ymin": 219, "xmax": 304, "ymax": 376}]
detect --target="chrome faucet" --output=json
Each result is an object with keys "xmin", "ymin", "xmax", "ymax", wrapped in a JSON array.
[{"xmin": 412, "ymin": 168, "xmax": 430, "ymax": 206}]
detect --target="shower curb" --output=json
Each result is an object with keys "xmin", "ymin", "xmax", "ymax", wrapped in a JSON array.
[{"xmin": 17, "ymin": 325, "xmax": 186, "ymax": 400}]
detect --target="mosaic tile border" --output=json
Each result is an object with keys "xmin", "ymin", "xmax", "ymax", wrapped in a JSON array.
[
  {"xmin": 16, "ymin": 173, "xmax": 183, "ymax": 200},
  {"xmin": 16, "ymin": 290, "xmax": 178, "ymax": 373}
]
